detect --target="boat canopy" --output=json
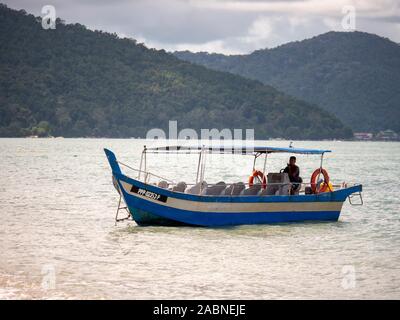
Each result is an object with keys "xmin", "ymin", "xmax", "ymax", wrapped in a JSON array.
[{"xmin": 144, "ymin": 145, "xmax": 331, "ymax": 155}]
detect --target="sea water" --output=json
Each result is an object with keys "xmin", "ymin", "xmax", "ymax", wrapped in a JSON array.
[{"xmin": 0, "ymin": 138, "xmax": 399, "ymax": 299}]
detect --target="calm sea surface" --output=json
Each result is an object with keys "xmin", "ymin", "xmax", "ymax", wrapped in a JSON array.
[{"xmin": 0, "ymin": 138, "xmax": 399, "ymax": 299}]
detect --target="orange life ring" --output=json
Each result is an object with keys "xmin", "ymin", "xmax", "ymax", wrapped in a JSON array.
[
  {"xmin": 310, "ymin": 168, "xmax": 330, "ymax": 194},
  {"xmin": 248, "ymin": 170, "xmax": 267, "ymax": 189}
]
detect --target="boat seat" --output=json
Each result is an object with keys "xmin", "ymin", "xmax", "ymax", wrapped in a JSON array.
[
  {"xmin": 264, "ymin": 172, "xmax": 290, "ymax": 196},
  {"xmin": 223, "ymin": 182, "xmax": 245, "ymax": 195},
  {"xmin": 278, "ymin": 184, "xmax": 290, "ymax": 195},
  {"xmin": 242, "ymin": 184, "xmax": 262, "ymax": 195},
  {"xmin": 172, "ymin": 181, "xmax": 187, "ymax": 193},
  {"xmin": 157, "ymin": 180, "xmax": 169, "ymax": 189},
  {"xmin": 186, "ymin": 181, "xmax": 207, "ymax": 195},
  {"xmin": 204, "ymin": 181, "xmax": 226, "ymax": 196}
]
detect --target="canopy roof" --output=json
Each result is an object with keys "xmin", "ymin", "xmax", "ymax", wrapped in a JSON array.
[{"xmin": 145, "ymin": 145, "xmax": 331, "ymax": 155}]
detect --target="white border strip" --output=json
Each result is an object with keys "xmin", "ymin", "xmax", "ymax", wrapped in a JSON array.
[{"xmin": 120, "ymin": 181, "xmax": 343, "ymax": 213}]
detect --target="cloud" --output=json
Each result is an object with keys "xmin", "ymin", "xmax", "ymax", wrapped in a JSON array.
[{"xmin": 3, "ymin": 0, "xmax": 400, "ymax": 54}]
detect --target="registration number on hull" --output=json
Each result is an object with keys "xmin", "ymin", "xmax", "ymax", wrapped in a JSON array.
[{"xmin": 130, "ymin": 185, "xmax": 168, "ymax": 203}]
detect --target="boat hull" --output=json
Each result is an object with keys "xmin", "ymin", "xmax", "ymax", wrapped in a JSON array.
[
  {"xmin": 131, "ymin": 207, "xmax": 188, "ymax": 226},
  {"xmin": 128, "ymin": 204, "xmax": 341, "ymax": 226},
  {"xmin": 116, "ymin": 175, "xmax": 360, "ymax": 227}
]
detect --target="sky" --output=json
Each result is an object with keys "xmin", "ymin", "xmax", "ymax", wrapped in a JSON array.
[{"xmin": 3, "ymin": 0, "xmax": 400, "ymax": 54}]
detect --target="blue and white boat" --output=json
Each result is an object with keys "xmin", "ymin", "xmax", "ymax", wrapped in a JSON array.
[{"xmin": 104, "ymin": 145, "xmax": 362, "ymax": 227}]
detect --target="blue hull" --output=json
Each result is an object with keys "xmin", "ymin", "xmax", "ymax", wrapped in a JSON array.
[
  {"xmin": 128, "ymin": 204, "xmax": 340, "ymax": 227},
  {"xmin": 118, "ymin": 175, "xmax": 359, "ymax": 227}
]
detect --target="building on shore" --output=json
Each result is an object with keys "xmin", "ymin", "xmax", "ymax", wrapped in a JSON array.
[
  {"xmin": 354, "ymin": 132, "xmax": 373, "ymax": 140},
  {"xmin": 375, "ymin": 130, "xmax": 399, "ymax": 141}
]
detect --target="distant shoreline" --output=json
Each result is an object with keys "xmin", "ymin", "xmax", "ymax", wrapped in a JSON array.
[{"xmin": 0, "ymin": 137, "xmax": 398, "ymax": 142}]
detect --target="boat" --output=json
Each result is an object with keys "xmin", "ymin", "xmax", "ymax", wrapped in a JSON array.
[{"xmin": 104, "ymin": 145, "xmax": 363, "ymax": 227}]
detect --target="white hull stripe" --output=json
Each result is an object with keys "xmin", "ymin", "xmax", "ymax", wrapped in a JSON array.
[{"xmin": 120, "ymin": 181, "xmax": 343, "ymax": 213}]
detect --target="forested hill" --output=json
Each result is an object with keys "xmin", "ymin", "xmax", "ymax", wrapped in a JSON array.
[
  {"xmin": 175, "ymin": 32, "xmax": 400, "ymax": 133},
  {"xmin": 0, "ymin": 4, "xmax": 352, "ymax": 139}
]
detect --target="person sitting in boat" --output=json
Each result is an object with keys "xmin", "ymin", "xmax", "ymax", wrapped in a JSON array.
[{"xmin": 282, "ymin": 156, "xmax": 303, "ymax": 194}]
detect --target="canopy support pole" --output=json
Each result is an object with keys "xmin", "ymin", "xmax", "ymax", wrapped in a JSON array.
[
  {"xmin": 253, "ymin": 152, "xmax": 261, "ymax": 171},
  {"xmin": 144, "ymin": 145, "xmax": 147, "ymax": 182},
  {"xmin": 262, "ymin": 152, "xmax": 268, "ymax": 178},
  {"xmin": 200, "ymin": 148, "xmax": 207, "ymax": 184},
  {"xmin": 138, "ymin": 148, "xmax": 145, "ymax": 180},
  {"xmin": 316, "ymin": 153, "xmax": 324, "ymax": 190},
  {"xmin": 196, "ymin": 149, "xmax": 202, "ymax": 184},
  {"xmin": 320, "ymin": 153, "xmax": 324, "ymax": 169}
]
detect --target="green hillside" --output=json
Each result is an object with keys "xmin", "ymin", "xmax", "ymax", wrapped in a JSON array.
[
  {"xmin": 0, "ymin": 4, "xmax": 352, "ymax": 139},
  {"xmin": 175, "ymin": 32, "xmax": 400, "ymax": 133}
]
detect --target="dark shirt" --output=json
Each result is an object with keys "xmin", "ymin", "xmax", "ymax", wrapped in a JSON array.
[{"xmin": 283, "ymin": 164, "xmax": 300, "ymax": 182}]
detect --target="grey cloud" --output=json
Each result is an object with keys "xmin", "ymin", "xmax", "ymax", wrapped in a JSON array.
[{"xmin": 3, "ymin": 0, "xmax": 400, "ymax": 54}]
